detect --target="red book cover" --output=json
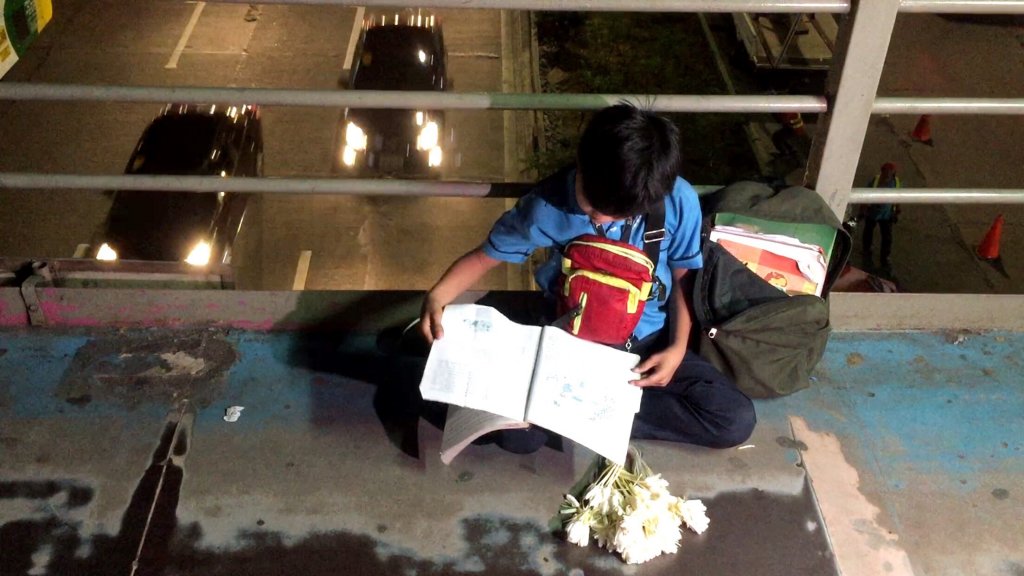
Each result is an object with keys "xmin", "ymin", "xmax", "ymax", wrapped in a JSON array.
[{"xmin": 714, "ymin": 237, "xmax": 822, "ymax": 296}]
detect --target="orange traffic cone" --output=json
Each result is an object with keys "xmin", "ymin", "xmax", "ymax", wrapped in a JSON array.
[
  {"xmin": 976, "ymin": 214, "xmax": 1004, "ymax": 260},
  {"xmin": 910, "ymin": 114, "xmax": 934, "ymax": 146}
]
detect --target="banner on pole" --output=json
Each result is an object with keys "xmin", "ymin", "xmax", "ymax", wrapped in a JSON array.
[{"xmin": 1, "ymin": 0, "xmax": 53, "ymax": 79}]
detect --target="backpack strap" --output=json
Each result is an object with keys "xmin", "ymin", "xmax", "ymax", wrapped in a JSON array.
[
  {"xmin": 642, "ymin": 200, "xmax": 665, "ymax": 266},
  {"xmin": 643, "ymin": 200, "xmax": 667, "ymax": 301}
]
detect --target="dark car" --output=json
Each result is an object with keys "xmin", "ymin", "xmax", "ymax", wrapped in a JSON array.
[
  {"xmin": 92, "ymin": 103, "xmax": 263, "ymax": 267},
  {"xmin": 335, "ymin": 11, "xmax": 449, "ymax": 177}
]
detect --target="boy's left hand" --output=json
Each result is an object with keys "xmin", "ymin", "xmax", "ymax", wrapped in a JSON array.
[{"xmin": 630, "ymin": 346, "xmax": 685, "ymax": 388}]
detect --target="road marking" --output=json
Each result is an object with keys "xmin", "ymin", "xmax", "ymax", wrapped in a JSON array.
[
  {"xmin": 449, "ymin": 52, "xmax": 500, "ymax": 59},
  {"xmin": 165, "ymin": 2, "xmax": 206, "ymax": 70},
  {"xmin": 343, "ymin": 6, "xmax": 366, "ymax": 73},
  {"xmin": 292, "ymin": 250, "xmax": 312, "ymax": 290}
]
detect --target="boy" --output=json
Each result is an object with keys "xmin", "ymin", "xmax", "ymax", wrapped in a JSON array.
[{"xmin": 420, "ymin": 103, "xmax": 755, "ymax": 452}]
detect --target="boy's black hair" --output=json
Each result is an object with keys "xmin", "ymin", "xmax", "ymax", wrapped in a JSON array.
[{"xmin": 577, "ymin": 103, "xmax": 682, "ymax": 217}]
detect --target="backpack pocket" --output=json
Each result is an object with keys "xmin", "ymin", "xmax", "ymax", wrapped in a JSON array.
[{"xmin": 696, "ymin": 295, "xmax": 830, "ymax": 398}]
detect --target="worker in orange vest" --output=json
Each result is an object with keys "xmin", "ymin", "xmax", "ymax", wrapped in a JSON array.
[{"xmin": 858, "ymin": 162, "xmax": 902, "ymax": 274}]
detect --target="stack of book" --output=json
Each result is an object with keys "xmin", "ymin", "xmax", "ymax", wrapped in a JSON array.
[{"xmin": 709, "ymin": 213, "xmax": 835, "ymax": 298}]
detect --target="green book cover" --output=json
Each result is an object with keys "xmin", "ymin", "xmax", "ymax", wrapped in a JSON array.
[{"xmin": 714, "ymin": 212, "xmax": 837, "ymax": 262}]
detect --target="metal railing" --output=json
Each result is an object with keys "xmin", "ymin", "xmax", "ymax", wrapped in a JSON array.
[{"xmin": 2, "ymin": 0, "xmax": 1023, "ymax": 270}]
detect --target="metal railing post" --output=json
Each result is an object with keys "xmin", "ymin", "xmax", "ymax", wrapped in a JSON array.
[{"xmin": 804, "ymin": 0, "xmax": 901, "ymax": 219}]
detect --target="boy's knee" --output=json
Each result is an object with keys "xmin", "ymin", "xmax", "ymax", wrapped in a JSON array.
[{"xmin": 709, "ymin": 398, "xmax": 757, "ymax": 449}]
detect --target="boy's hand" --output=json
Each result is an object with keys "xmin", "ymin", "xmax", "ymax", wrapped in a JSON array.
[
  {"xmin": 629, "ymin": 345, "xmax": 685, "ymax": 388},
  {"xmin": 419, "ymin": 296, "xmax": 446, "ymax": 343}
]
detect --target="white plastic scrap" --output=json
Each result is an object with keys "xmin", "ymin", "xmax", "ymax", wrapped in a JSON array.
[{"xmin": 223, "ymin": 406, "xmax": 245, "ymax": 422}]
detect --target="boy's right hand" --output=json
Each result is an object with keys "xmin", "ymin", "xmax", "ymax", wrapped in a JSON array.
[{"xmin": 419, "ymin": 296, "xmax": 445, "ymax": 343}]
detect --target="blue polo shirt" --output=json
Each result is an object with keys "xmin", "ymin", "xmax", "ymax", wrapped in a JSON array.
[{"xmin": 483, "ymin": 168, "xmax": 704, "ymax": 340}]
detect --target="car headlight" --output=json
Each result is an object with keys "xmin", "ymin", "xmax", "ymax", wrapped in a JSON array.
[
  {"xmin": 417, "ymin": 120, "xmax": 439, "ymax": 151},
  {"xmin": 345, "ymin": 121, "xmax": 367, "ymax": 151},
  {"xmin": 185, "ymin": 240, "xmax": 212, "ymax": 266},
  {"xmin": 341, "ymin": 146, "xmax": 358, "ymax": 167},
  {"xmin": 95, "ymin": 243, "xmax": 118, "ymax": 261},
  {"xmin": 428, "ymin": 146, "xmax": 443, "ymax": 167}
]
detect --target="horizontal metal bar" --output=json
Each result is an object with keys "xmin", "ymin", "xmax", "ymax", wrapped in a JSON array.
[
  {"xmin": 0, "ymin": 172, "xmax": 722, "ymax": 197},
  {"xmin": 874, "ymin": 97, "xmax": 1024, "ymax": 115},
  {"xmin": 4, "ymin": 173, "xmax": 1020, "ymax": 204},
  {"xmin": 0, "ymin": 173, "xmax": 506, "ymax": 197},
  {"xmin": 208, "ymin": 0, "xmax": 851, "ymax": 13},
  {"xmin": 898, "ymin": 0, "xmax": 1024, "ymax": 14},
  {"xmin": 0, "ymin": 83, "xmax": 828, "ymax": 113},
  {"xmin": 850, "ymin": 187, "xmax": 1024, "ymax": 204}
]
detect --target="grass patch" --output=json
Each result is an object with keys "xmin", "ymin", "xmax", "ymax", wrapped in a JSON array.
[{"xmin": 534, "ymin": 12, "xmax": 762, "ymax": 185}]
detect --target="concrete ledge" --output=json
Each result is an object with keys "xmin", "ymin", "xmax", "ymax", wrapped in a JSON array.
[
  {"xmin": 4, "ymin": 288, "xmax": 1024, "ymax": 332},
  {"xmin": 830, "ymin": 292, "xmax": 1024, "ymax": 331}
]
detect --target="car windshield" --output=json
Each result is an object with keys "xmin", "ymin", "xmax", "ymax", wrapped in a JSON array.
[
  {"xmin": 353, "ymin": 26, "xmax": 440, "ymax": 91},
  {"xmin": 128, "ymin": 114, "xmax": 222, "ymax": 175}
]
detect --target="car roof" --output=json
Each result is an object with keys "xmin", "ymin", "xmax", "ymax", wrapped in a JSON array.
[
  {"xmin": 128, "ymin": 105, "xmax": 256, "ymax": 175},
  {"xmin": 353, "ymin": 25, "xmax": 444, "ymax": 91}
]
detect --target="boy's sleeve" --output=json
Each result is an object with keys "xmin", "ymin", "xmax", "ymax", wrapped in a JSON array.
[
  {"xmin": 666, "ymin": 179, "xmax": 704, "ymax": 270},
  {"xmin": 482, "ymin": 193, "xmax": 557, "ymax": 264}
]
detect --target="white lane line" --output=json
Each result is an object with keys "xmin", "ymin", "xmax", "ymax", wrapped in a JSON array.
[
  {"xmin": 165, "ymin": 2, "xmax": 206, "ymax": 70},
  {"xmin": 343, "ymin": 6, "xmax": 366, "ymax": 73},
  {"xmin": 292, "ymin": 250, "xmax": 313, "ymax": 291}
]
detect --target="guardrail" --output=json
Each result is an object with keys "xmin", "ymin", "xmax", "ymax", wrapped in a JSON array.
[{"xmin": 1, "ymin": 0, "xmax": 1023, "ymax": 268}]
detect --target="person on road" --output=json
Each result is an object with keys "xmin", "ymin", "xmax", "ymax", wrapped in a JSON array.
[
  {"xmin": 859, "ymin": 162, "xmax": 902, "ymax": 274},
  {"xmin": 419, "ymin": 103, "xmax": 755, "ymax": 455}
]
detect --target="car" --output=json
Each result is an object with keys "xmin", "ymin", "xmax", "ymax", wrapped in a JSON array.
[
  {"xmin": 91, "ymin": 103, "xmax": 264, "ymax": 267},
  {"xmin": 335, "ymin": 10, "xmax": 449, "ymax": 177}
]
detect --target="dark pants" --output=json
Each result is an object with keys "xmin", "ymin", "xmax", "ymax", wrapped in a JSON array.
[
  {"xmin": 862, "ymin": 218, "xmax": 894, "ymax": 265},
  {"xmin": 627, "ymin": 333, "xmax": 756, "ymax": 448}
]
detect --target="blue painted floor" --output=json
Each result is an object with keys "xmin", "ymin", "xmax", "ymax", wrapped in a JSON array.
[{"xmin": 0, "ymin": 326, "xmax": 1021, "ymax": 575}]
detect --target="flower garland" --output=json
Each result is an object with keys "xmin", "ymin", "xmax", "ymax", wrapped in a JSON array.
[{"xmin": 558, "ymin": 446, "xmax": 709, "ymax": 564}]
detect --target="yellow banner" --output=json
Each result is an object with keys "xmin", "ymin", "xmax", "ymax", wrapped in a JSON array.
[{"xmin": 1, "ymin": 0, "xmax": 53, "ymax": 79}]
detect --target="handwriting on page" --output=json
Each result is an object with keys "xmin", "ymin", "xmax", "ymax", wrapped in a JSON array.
[{"xmin": 540, "ymin": 375, "xmax": 629, "ymax": 421}]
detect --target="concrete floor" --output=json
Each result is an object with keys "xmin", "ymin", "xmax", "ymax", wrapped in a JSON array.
[{"xmin": 1, "ymin": 291, "xmax": 1021, "ymax": 575}]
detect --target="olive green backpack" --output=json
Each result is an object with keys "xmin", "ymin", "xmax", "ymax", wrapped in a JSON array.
[{"xmin": 692, "ymin": 181, "xmax": 852, "ymax": 398}]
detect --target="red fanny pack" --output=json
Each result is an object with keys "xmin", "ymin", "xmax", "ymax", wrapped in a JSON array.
[{"xmin": 557, "ymin": 234, "xmax": 658, "ymax": 346}]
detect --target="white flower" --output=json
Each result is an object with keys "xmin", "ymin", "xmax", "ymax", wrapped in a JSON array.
[
  {"xmin": 559, "ymin": 446, "xmax": 710, "ymax": 563},
  {"xmin": 678, "ymin": 498, "xmax": 710, "ymax": 535},
  {"xmin": 565, "ymin": 516, "xmax": 591, "ymax": 547}
]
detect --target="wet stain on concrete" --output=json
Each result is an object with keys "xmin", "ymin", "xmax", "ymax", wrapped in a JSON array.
[
  {"xmin": 728, "ymin": 456, "xmax": 751, "ymax": 471},
  {"xmin": 65, "ymin": 394, "xmax": 92, "ymax": 407},
  {"xmin": 991, "ymin": 488, "xmax": 1010, "ymax": 500},
  {"xmin": 0, "ymin": 480, "xmax": 94, "ymax": 509},
  {"xmin": 846, "ymin": 353, "xmax": 864, "ymax": 366},
  {"xmin": 55, "ymin": 330, "xmax": 238, "ymax": 409},
  {"xmin": 1, "ymin": 484, "xmax": 838, "ymax": 576},
  {"xmin": 776, "ymin": 436, "xmax": 809, "ymax": 451}
]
